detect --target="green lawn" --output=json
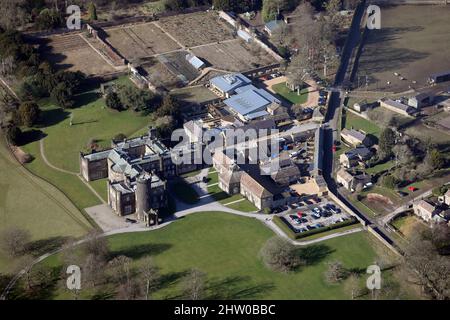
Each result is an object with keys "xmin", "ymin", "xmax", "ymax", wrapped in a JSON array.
[
  {"xmin": 36, "ymin": 212, "xmax": 412, "ymax": 300},
  {"xmin": 366, "ymin": 161, "xmax": 395, "ymax": 175},
  {"xmin": 225, "ymin": 199, "xmax": 258, "ymax": 212},
  {"xmin": 0, "ymin": 137, "xmax": 91, "ymax": 274},
  {"xmin": 88, "ymin": 178, "xmax": 108, "ymax": 203},
  {"xmin": 207, "ymin": 171, "xmax": 218, "ymax": 185},
  {"xmin": 35, "ymin": 93, "xmax": 152, "ymax": 173},
  {"xmin": 343, "ymin": 111, "xmax": 381, "ymax": 137},
  {"xmin": 272, "ymin": 82, "xmax": 309, "ymax": 105},
  {"xmin": 18, "ymin": 81, "xmax": 153, "ymax": 211}
]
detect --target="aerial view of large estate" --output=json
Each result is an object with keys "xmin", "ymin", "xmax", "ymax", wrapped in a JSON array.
[{"xmin": 0, "ymin": 0, "xmax": 449, "ymax": 307}]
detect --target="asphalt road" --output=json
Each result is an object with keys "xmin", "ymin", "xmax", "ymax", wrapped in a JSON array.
[{"xmin": 321, "ymin": 1, "xmax": 398, "ymax": 247}]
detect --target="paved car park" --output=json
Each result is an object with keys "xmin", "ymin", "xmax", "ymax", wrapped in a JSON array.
[{"xmin": 277, "ymin": 199, "xmax": 352, "ymax": 233}]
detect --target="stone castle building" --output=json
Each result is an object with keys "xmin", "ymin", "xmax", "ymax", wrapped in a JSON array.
[{"xmin": 80, "ymin": 128, "xmax": 199, "ymax": 225}]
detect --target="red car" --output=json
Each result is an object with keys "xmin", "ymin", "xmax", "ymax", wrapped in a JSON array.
[{"xmin": 408, "ymin": 186, "xmax": 418, "ymax": 192}]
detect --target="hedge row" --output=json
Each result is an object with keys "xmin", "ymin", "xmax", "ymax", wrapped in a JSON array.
[{"xmin": 272, "ymin": 215, "xmax": 358, "ymax": 240}]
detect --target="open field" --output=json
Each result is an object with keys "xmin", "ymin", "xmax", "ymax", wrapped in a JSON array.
[
  {"xmin": 40, "ymin": 34, "xmax": 115, "ymax": 76},
  {"xmin": 104, "ymin": 22, "xmax": 181, "ymax": 61},
  {"xmin": 140, "ymin": 58, "xmax": 180, "ymax": 89},
  {"xmin": 357, "ymin": 5, "xmax": 450, "ymax": 92},
  {"xmin": 343, "ymin": 111, "xmax": 382, "ymax": 138},
  {"xmin": 158, "ymin": 11, "xmax": 234, "ymax": 47},
  {"xmin": 0, "ymin": 137, "xmax": 91, "ymax": 274},
  {"xmin": 18, "ymin": 78, "xmax": 153, "ymax": 211},
  {"xmin": 191, "ymin": 40, "xmax": 276, "ymax": 72},
  {"xmin": 405, "ymin": 123, "xmax": 450, "ymax": 146},
  {"xmin": 34, "ymin": 212, "xmax": 416, "ymax": 300},
  {"xmin": 273, "ymin": 83, "xmax": 309, "ymax": 105},
  {"xmin": 172, "ymin": 85, "xmax": 219, "ymax": 105}
]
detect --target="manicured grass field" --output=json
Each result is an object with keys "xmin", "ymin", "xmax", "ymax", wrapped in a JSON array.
[
  {"xmin": 18, "ymin": 78, "xmax": 153, "ymax": 210},
  {"xmin": 36, "ymin": 92, "xmax": 152, "ymax": 173},
  {"xmin": 0, "ymin": 137, "xmax": 91, "ymax": 274},
  {"xmin": 366, "ymin": 161, "xmax": 395, "ymax": 175},
  {"xmin": 272, "ymin": 83, "xmax": 309, "ymax": 105},
  {"xmin": 225, "ymin": 199, "xmax": 258, "ymax": 212},
  {"xmin": 207, "ymin": 171, "xmax": 218, "ymax": 185},
  {"xmin": 343, "ymin": 112, "xmax": 381, "ymax": 137},
  {"xmin": 88, "ymin": 178, "xmax": 108, "ymax": 203},
  {"xmin": 39, "ymin": 212, "xmax": 411, "ymax": 300}
]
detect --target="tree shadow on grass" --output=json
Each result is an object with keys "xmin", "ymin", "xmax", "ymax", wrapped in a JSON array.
[
  {"xmin": 72, "ymin": 91, "xmax": 101, "ymax": 109},
  {"xmin": 26, "ymin": 236, "xmax": 72, "ymax": 257},
  {"xmin": 38, "ymin": 107, "xmax": 71, "ymax": 127},
  {"xmin": 297, "ymin": 244, "xmax": 334, "ymax": 266},
  {"xmin": 18, "ymin": 129, "xmax": 47, "ymax": 146},
  {"xmin": 205, "ymin": 275, "xmax": 275, "ymax": 300},
  {"xmin": 111, "ymin": 243, "xmax": 172, "ymax": 260}
]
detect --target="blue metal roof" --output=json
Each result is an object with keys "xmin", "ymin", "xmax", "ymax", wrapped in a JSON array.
[
  {"xmin": 237, "ymin": 29, "xmax": 252, "ymax": 42},
  {"xmin": 186, "ymin": 54, "xmax": 205, "ymax": 69},
  {"xmin": 265, "ymin": 20, "xmax": 284, "ymax": 32},
  {"xmin": 246, "ymin": 110, "xmax": 269, "ymax": 120},
  {"xmin": 224, "ymin": 89, "xmax": 270, "ymax": 117},
  {"xmin": 235, "ymin": 85, "xmax": 281, "ymax": 104},
  {"xmin": 210, "ymin": 73, "xmax": 251, "ymax": 94}
]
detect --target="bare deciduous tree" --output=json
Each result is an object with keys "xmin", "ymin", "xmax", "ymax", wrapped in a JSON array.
[
  {"xmin": 140, "ymin": 256, "xmax": 160, "ymax": 300},
  {"xmin": 0, "ymin": 227, "xmax": 31, "ymax": 257},
  {"xmin": 404, "ymin": 226, "xmax": 450, "ymax": 300},
  {"xmin": 344, "ymin": 274, "xmax": 362, "ymax": 300},
  {"xmin": 325, "ymin": 260, "xmax": 348, "ymax": 283},
  {"xmin": 182, "ymin": 268, "xmax": 206, "ymax": 300}
]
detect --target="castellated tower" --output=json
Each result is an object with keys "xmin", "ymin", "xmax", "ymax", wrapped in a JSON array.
[{"xmin": 136, "ymin": 173, "xmax": 151, "ymax": 221}]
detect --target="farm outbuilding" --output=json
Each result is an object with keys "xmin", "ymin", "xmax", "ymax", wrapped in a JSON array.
[
  {"xmin": 186, "ymin": 53, "xmax": 205, "ymax": 70},
  {"xmin": 237, "ymin": 29, "xmax": 253, "ymax": 43}
]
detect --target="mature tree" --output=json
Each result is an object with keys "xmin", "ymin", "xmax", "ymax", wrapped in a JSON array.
[
  {"xmin": 156, "ymin": 94, "xmax": 180, "ymax": 117},
  {"xmin": 182, "ymin": 268, "xmax": 206, "ymax": 300},
  {"xmin": 51, "ymin": 83, "xmax": 74, "ymax": 109},
  {"xmin": 21, "ymin": 255, "xmax": 52, "ymax": 295},
  {"xmin": 425, "ymin": 149, "xmax": 444, "ymax": 171},
  {"xmin": 105, "ymin": 92, "xmax": 122, "ymax": 111},
  {"xmin": 0, "ymin": 227, "xmax": 31, "ymax": 257},
  {"xmin": 140, "ymin": 256, "xmax": 160, "ymax": 300},
  {"xmin": 431, "ymin": 223, "xmax": 450, "ymax": 256},
  {"xmin": 0, "ymin": 0, "xmax": 29, "ymax": 30},
  {"xmin": 35, "ymin": 8, "xmax": 63, "ymax": 31},
  {"xmin": 325, "ymin": 260, "xmax": 348, "ymax": 283},
  {"xmin": 109, "ymin": 255, "xmax": 132, "ymax": 286},
  {"xmin": 18, "ymin": 101, "xmax": 40, "ymax": 127},
  {"xmin": 392, "ymin": 144, "xmax": 415, "ymax": 167},
  {"xmin": 117, "ymin": 85, "xmax": 155, "ymax": 113},
  {"xmin": 379, "ymin": 128, "xmax": 396, "ymax": 157},
  {"xmin": 82, "ymin": 230, "xmax": 109, "ymax": 260},
  {"xmin": 403, "ymin": 227, "xmax": 450, "ymax": 300},
  {"xmin": 155, "ymin": 115, "xmax": 175, "ymax": 139},
  {"xmin": 5, "ymin": 125, "xmax": 22, "ymax": 145},
  {"xmin": 344, "ymin": 274, "xmax": 362, "ymax": 300},
  {"xmin": 88, "ymin": 2, "xmax": 98, "ymax": 21},
  {"xmin": 260, "ymin": 236, "xmax": 302, "ymax": 272}
]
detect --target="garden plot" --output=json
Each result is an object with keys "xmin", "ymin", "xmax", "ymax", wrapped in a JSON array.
[
  {"xmin": 191, "ymin": 40, "xmax": 276, "ymax": 72},
  {"xmin": 103, "ymin": 22, "xmax": 181, "ymax": 61},
  {"xmin": 41, "ymin": 34, "xmax": 115, "ymax": 76},
  {"xmin": 158, "ymin": 11, "xmax": 235, "ymax": 47}
]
